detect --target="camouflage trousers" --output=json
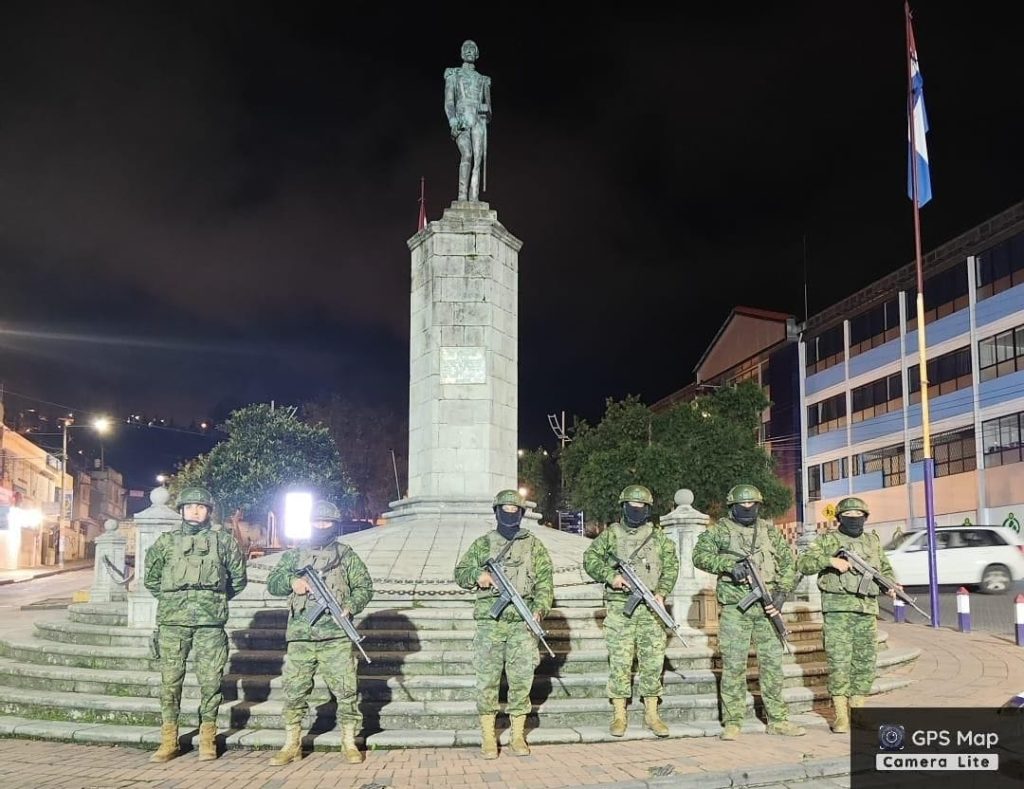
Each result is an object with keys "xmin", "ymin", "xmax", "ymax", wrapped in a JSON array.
[
  {"xmin": 604, "ymin": 605, "xmax": 667, "ymax": 699},
  {"xmin": 718, "ymin": 605, "xmax": 787, "ymax": 727},
  {"xmin": 473, "ymin": 618, "xmax": 539, "ymax": 716},
  {"xmin": 281, "ymin": 638, "xmax": 361, "ymax": 728},
  {"xmin": 157, "ymin": 625, "xmax": 228, "ymax": 725},
  {"xmin": 822, "ymin": 611, "xmax": 877, "ymax": 696}
]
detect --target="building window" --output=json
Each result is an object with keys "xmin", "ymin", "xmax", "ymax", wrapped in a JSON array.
[
  {"xmin": 807, "ymin": 392, "xmax": 847, "ymax": 436},
  {"xmin": 851, "ymin": 372, "xmax": 903, "ymax": 422},
  {"xmin": 807, "ymin": 465, "xmax": 822, "ymax": 501},
  {"xmin": 905, "ymin": 264, "xmax": 970, "ymax": 330},
  {"xmin": 976, "ymin": 231, "xmax": 1024, "ymax": 300},
  {"xmin": 821, "ymin": 457, "xmax": 848, "ymax": 483},
  {"xmin": 853, "ymin": 443, "xmax": 906, "ymax": 488},
  {"xmin": 908, "ymin": 346, "xmax": 972, "ymax": 402},
  {"xmin": 806, "ymin": 324, "xmax": 844, "ymax": 375},
  {"xmin": 849, "ymin": 297, "xmax": 901, "ymax": 357},
  {"xmin": 978, "ymin": 323, "xmax": 1024, "ymax": 382},
  {"xmin": 911, "ymin": 427, "xmax": 977, "ymax": 477},
  {"xmin": 982, "ymin": 411, "xmax": 1023, "ymax": 467}
]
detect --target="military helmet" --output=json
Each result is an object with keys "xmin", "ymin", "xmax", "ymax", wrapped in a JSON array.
[
  {"xmin": 618, "ymin": 484, "xmax": 654, "ymax": 505},
  {"xmin": 312, "ymin": 500, "xmax": 342, "ymax": 522},
  {"xmin": 493, "ymin": 489, "xmax": 525, "ymax": 509},
  {"xmin": 726, "ymin": 484, "xmax": 763, "ymax": 505},
  {"xmin": 176, "ymin": 486, "xmax": 214, "ymax": 511},
  {"xmin": 836, "ymin": 496, "xmax": 869, "ymax": 516}
]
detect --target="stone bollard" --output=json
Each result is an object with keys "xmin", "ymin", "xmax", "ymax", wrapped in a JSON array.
[
  {"xmin": 90, "ymin": 518, "xmax": 128, "ymax": 604},
  {"xmin": 660, "ymin": 489, "xmax": 717, "ymax": 636},
  {"xmin": 127, "ymin": 487, "xmax": 181, "ymax": 630}
]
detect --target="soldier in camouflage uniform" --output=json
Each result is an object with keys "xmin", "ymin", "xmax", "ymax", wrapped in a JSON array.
[
  {"xmin": 454, "ymin": 490, "xmax": 554, "ymax": 759},
  {"xmin": 266, "ymin": 500, "xmax": 374, "ymax": 765},
  {"xmin": 583, "ymin": 485, "xmax": 679, "ymax": 738},
  {"xmin": 692, "ymin": 484, "xmax": 805, "ymax": 740},
  {"xmin": 144, "ymin": 486, "xmax": 248, "ymax": 763},
  {"xmin": 795, "ymin": 497, "xmax": 900, "ymax": 734}
]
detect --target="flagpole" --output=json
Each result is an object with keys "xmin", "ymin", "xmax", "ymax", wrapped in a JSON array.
[{"xmin": 905, "ymin": 1, "xmax": 940, "ymax": 628}]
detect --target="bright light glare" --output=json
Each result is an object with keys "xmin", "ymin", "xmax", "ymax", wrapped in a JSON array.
[
  {"xmin": 93, "ymin": 417, "xmax": 112, "ymax": 434},
  {"xmin": 518, "ymin": 487, "xmax": 528, "ymax": 498},
  {"xmin": 283, "ymin": 491, "xmax": 314, "ymax": 540},
  {"xmin": 156, "ymin": 474, "xmax": 167, "ymax": 484},
  {"xmin": 9, "ymin": 507, "xmax": 43, "ymax": 529}
]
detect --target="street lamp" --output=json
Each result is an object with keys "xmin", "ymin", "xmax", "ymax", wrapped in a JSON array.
[
  {"xmin": 156, "ymin": 474, "xmax": 167, "ymax": 485},
  {"xmin": 58, "ymin": 415, "xmax": 113, "ymax": 568}
]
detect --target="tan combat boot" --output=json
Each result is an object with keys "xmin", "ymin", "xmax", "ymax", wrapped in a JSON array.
[
  {"xmin": 197, "ymin": 722, "xmax": 218, "ymax": 761},
  {"xmin": 831, "ymin": 696, "xmax": 850, "ymax": 734},
  {"xmin": 480, "ymin": 714, "xmax": 499, "ymax": 759},
  {"xmin": 269, "ymin": 724, "xmax": 303, "ymax": 766},
  {"xmin": 720, "ymin": 723, "xmax": 741, "ymax": 741},
  {"xmin": 609, "ymin": 698, "xmax": 628, "ymax": 737},
  {"xmin": 149, "ymin": 723, "xmax": 179, "ymax": 763},
  {"xmin": 850, "ymin": 694, "xmax": 867, "ymax": 708},
  {"xmin": 341, "ymin": 723, "xmax": 363, "ymax": 764},
  {"xmin": 643, "ymin": 697, "xmax": 670, "ymax": 737},
  {"xmin": 509, "ymin": 714, "xmax": 530, "ymax": 756},
  {"xmin": 766, "ymin": 720, "xmax": 807, "ymax": 736}
]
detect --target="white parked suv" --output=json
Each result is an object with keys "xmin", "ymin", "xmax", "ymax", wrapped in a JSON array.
[{"xmin": 884, "ymin": 525, "xmax": 1024, "ymax": 594}]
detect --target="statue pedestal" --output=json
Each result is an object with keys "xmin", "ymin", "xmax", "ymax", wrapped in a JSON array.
[
  {"xmin": 127, "ymin": 488, "xmax": 180, "ymax": 630},
  {"xmin": 90, "ymin": 519, "xmax": 127, "ymax": 604},
  {"xmin": 660, "ymin": 490, "xmax": 718, "ymax": 637},
  {"xmin": 405, "ymin": 201, "xmax": 522, "ymax": 500}
]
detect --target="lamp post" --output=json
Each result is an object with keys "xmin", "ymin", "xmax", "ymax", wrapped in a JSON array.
[{"xmin": 58, "ymin": 415, "xmax": 112, "ymax": 568}]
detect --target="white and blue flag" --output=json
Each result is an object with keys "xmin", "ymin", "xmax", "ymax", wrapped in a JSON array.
[{"xmin": 907, "ymin": 13, "xmax": 932, "ymax": 206}]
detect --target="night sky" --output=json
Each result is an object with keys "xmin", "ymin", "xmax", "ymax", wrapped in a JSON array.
[{"xmin": 1, "ymin": 2, "xmax": 1021, "ymax": 488}]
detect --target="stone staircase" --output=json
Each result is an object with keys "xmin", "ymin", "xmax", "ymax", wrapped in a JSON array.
[{"xmin": 0, "ymin": 575, "xmax": 921, "ymax": 752}]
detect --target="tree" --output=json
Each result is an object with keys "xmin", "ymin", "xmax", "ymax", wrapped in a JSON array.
[
  {"xmin": 518, "ymin": 447, "xmax": 557, "ymax": 525},
  {"xmin": 301, "ymin": 395, "xmax": 407, "ymax": 521},
  {"xmin": 560, "ymin": 382, "xmax": 792, "ymax": 525},
  {"xmin": 171, "ymin": 403, "xmax": 354, "ymax": 524}
]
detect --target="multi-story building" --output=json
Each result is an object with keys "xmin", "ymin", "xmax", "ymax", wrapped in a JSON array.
[
  {"xmin": 0, "ymin": 409, "xmax": 74, "ymax": 569},
  {"xmin": 652, "ymin": 306, "xmax": 803, "ymax": 524},
  {"xmin": 800, "ymin": 202, "xmax": 1024, "ymax": 541}
]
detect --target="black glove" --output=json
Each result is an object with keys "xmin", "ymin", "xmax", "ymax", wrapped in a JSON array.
[
  {"xmin": 770, "ymin": 590, "xmax": 787, "ymax": 612},
  {"xmin": 731, "ymin": 561, "xmax": 750, "ymax": 583}
]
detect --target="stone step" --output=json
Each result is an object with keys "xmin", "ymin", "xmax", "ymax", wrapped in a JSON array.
[
  {"xmin": 0, "ymin": 674, "xmax": 909, "ymax": 733},
  {"xmin": 0, "ymin": 643, "xmax": 917, "ymax": 704},
  {"xmin": 0, "ymin": 712, "xmax": 838, "ymax": 750},
  {"xmin": 0, "ymin": 657, "xmax": 717, "ymax": 702}
]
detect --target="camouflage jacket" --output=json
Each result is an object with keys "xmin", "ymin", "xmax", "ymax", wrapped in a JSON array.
[
  {"xmin": 692, "ymin": 517, "xmax": 796, "ymax": 606},
  {"xmin": 796, "ymin": 530, "xmax": 896, "ymax": 614},
  {"xmin": 144, "ymin": 524, "xmax": 248, "ymax": 627},
  {"xmin": 266, "ymin": 541, "xmax": 374, "ymax": 642},
  {"xmin": 454, "ymin": 530, "xmax": 554, "ymax": 622},
  {"xmin": 583, "ymin": 522, "xmax": 679, "ymax": 609}
]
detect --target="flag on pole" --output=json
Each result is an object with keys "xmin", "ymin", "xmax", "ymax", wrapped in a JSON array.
[
  {"xmin": 906, "ymin": 4, "xmax": 932, "ymax": 206},
  {"xmin": 417, "ymin": 176, "xmax": 427, "ymax": 231}
]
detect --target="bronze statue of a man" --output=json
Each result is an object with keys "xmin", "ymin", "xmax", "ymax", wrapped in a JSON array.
[{"xmin": 444, "ymin": 40, "xmax": 491, "ymax": 202}]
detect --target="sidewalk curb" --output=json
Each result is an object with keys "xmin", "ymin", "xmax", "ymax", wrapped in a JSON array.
[
  {"xmin": 0, "ymin": 563, "xmax": 91, "ymax": 587},
  {"xmin": 572, "ymin": 756, "xmax": 849, "ymax": 788}
]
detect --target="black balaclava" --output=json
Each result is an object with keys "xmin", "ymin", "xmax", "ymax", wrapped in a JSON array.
[
  {"xmin": 310, "ymin": 523, "xmax": 342, "ymax": 548},
  {"xmin": 496, "ymin": 506, "xmax": 524, "ymax": 541},
  {"xmin": 838, "ymin": 514, "xmax": 867, "ymax": 538},
  {"xmin": 623, "ymin": 503, "xmax": 651, "ymax": 528},
  {"xmin": 730, "ymin": 503, "xmax": 759, "ymax": 526}
]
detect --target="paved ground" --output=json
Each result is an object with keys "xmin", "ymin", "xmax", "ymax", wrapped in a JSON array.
[
  {"xmin": 0, "ymin": 561, "xmax": 92, "ymax": 587},
  {"xmin": 0, "ymin": 620, "xmax": 1021, "ymax": 788},
  {"xmin": 878, "ymin": 579, "xmax": 1024, "ymax": 633}
]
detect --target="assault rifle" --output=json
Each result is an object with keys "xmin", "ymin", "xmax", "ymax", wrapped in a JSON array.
[
  {"xmin": 484, "ymin": 556, "xmax": 555, "ymax": 658},
  {"xmin": 616, "ymin": 559, "xmax": 689, "ymax": 646},
  {"xmin": 296, "ymin": 565, "xmax": 372, "ymax": 663},
  {"xmin": 733, "ymin": 556, "xmax": 794, "ymax": 655},
  {"xmin": 835, "ymin": 548, "xmax": 932, "ymax": 621}
]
